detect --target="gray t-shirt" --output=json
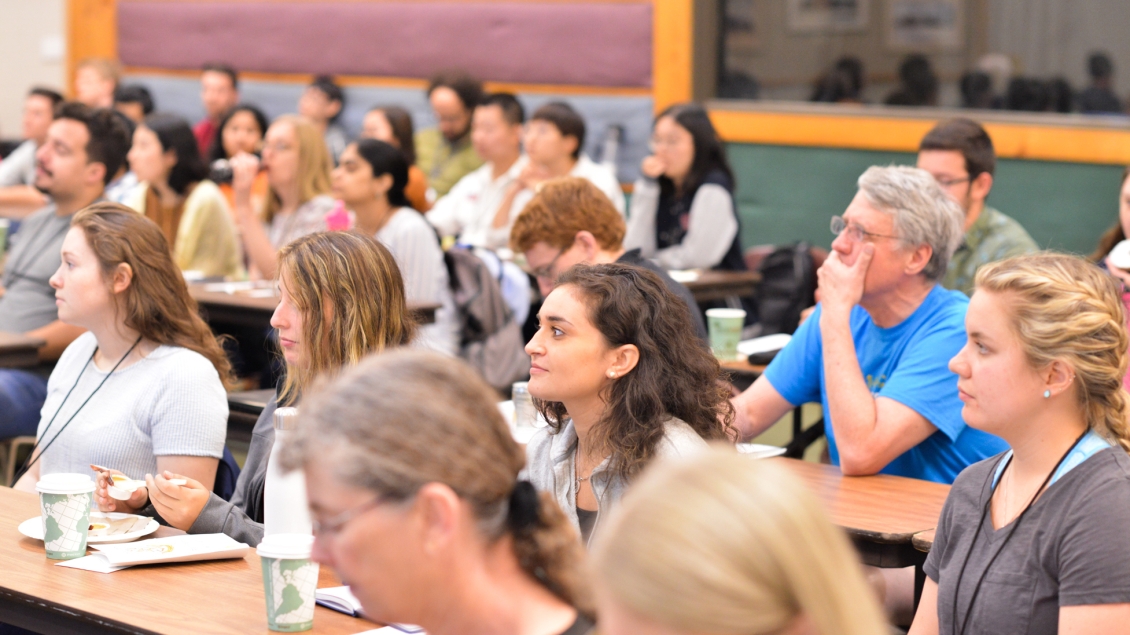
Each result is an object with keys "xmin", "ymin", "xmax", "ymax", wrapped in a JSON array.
[
  {"xmin": 924, "ymin": 446, "xmax": 1130, "ymax": 635},
  {"xmin": 0, "ymin": 203, "xmax": 71, "ymax": 333}
]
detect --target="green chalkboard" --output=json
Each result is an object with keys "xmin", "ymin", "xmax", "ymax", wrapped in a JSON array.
[{"xmin": 728, "ymin": 143, "xmax": 1125, "ymax": 256}]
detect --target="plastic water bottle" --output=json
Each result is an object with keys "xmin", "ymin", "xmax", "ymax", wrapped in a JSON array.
[
  {"xmin": 263, "ymin": 407, "xmax": 313, "ymax": 536},
  {"xmin": 512, "ymin": 382, "xmax": 538, "ymax": 430}
]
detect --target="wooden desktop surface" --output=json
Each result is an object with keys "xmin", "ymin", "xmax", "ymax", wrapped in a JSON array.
[
  {"xmin": 0, "ymin": 487, "xmax": 377, "ymax": 634},
  {"xmin": 774, "ymin": 457, "xmax": 950, "ymax": 544},
  {"xmin": 0, "ymin": 331, "xmax": 46, "ymax": 369},
  {"xmin": 681, "ymin": 269, "xmax": 761, "ymax": 303},
  {"xmin": 913, "ymin": 529, "xmax": 936, "ymax": 553}
]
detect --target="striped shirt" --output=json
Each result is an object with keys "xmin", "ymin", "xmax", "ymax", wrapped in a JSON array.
[{"xmin": 36, "ymin": 332, "xmax": 228, "ymax": 480}]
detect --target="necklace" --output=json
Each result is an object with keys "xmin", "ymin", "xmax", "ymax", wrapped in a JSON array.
[
  {"xmin": 951, "ymin": 428, "xmax": 1090, "ymax": 635},
  {"xmin": 573, "ymin": 446, "xmax": 598, "ymax": 493},
  {"xmin": 13, "ymin": 336, "xmax": 144, "ymax": 483}
]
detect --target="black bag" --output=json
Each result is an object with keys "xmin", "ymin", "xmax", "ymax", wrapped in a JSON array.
[{"xmin": 754, "ymin": 242, "xmax": 817, "ymax": 336}]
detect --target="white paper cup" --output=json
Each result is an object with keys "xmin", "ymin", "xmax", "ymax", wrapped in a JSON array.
[
  {"xmin": 706, "ymin": 308, "xmax": 747, "ymax": 361},
  {"xmin": 258, "ymin": 534, "xmax": 319, "ymax": 631},
  {"xmin": 36, "ymin": 473, "xmax": 95, "ymax": 560}
]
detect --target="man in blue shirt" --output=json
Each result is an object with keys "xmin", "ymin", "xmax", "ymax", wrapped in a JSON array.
[{"xmin": 732, "ymin": 165, "xmax": 1007, "ymax": 484}]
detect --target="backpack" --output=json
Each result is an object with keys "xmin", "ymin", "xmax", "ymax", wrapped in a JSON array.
[
  {"xmin": 444, "ymin": 246, "xmax": 530, "ymax": 391},
  {"xmin": 754, "ymin": 242, "xmax": 817, "ymax": 336}
]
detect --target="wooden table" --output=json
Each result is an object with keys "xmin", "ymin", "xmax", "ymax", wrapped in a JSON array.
[
  {"xmin": 719, "ymin": 358, "xmax": 765, "ymax": 379},
  {"xmin": 774, "ymin": 457, "xmax": 949, "ymax": 565},
  {"xmin": 913, "ymin": 529, "xmax": 936, "ymax": 553},
  {"xmin": 0, "ymin": 331, "xmax": 46, "ymax": 369},
  {"xmin": 0, "ymin": 487, "xmax": 377, "ymax": 634},
  {"xmin": 188, "ymin": 283, "xmax": 438, "ymax": 328},
  {"xmin": 680, "ymin": 269, "xmax": 761, "ymax": 303},
  {"xmin": 775, "ymin": 457, "xmax": 949, "ymax": 604}
]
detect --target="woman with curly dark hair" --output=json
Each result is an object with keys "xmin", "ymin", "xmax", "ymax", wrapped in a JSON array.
[{"xmin": 524, "ymin": 262, "xmax": 735, "ymax": 545}]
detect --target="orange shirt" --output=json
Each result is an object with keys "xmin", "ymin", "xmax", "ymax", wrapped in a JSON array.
[{"xmin": 406, "ymin": 165, "xmax": 431, "ymax": 213}]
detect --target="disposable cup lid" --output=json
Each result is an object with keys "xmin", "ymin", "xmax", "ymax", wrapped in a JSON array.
[
  {"xmin": 257, "ymin": 533, "xmax": 314, "ymax": 559},
  {"xmin": 705, "ymin": 308, "xmax": 747, "ymax": 319},
  {"xmin": 37, "ymin": 473, "xmax": 95, "ymax": 495}
]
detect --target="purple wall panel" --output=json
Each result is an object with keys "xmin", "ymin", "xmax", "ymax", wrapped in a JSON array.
[{"xmin": 118, "ymin": 1, "xmax": 652, "ymax": 87}]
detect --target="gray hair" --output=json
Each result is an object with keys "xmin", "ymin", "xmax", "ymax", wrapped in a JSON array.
[{"xmin": 856, "ymin": 165, "xmax": 965, "ymax": 281}]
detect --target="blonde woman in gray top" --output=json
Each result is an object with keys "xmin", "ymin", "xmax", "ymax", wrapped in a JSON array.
[
  {"xmin": 524, "ymin": 263, "xmax": 734, "ymax": 544},
  {"xmin": 229, "ymin": 114, "xmax": 335, "ymax": 279},
  {"xmin": 592, "ymin": 448, "xmax": 888, "ymax": 635}
]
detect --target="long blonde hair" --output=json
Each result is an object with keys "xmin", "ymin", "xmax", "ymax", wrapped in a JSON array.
[
  {"xmin": 279, "ymin": 350, "xmax": 593, "ymax": 615},
  {"xmin": 276, "ymin": 231, "xmax": 414, "ymax": 405},
  {"xmin": 976, "ymin": 252, "xmax": 1130, "ymax": 452},
  {"xmin": 592, "ymin": 449, "xmax": 888, "ymax": 635},
  {"xmin": 263, "ymin": 115, "xmax": 333, "ymax": 222}
]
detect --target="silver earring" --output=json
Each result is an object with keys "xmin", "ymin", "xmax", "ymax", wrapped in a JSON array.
[{"xmin": 1043, "ymin": 389, "xmax": 1051, "ymax": 399}]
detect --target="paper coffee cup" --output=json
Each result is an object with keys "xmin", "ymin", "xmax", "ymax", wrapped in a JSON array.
[
  {"xmin": 36, "ymin": 473, "xmax": 95, "ymax": 560},
  {"xmin": 706, "ymin": 308, "xmax": 747, "ymax": 361},
  {"xmin": 258, "ymin": 534, "xmax": 319, "ymax": 632}
]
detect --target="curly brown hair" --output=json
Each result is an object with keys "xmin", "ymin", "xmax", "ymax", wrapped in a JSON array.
[{"xmin": 539, "ymin": 263, "xmax": 735, "ymax": 480}]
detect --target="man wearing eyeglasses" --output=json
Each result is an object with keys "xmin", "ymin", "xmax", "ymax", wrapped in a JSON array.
[
  {"xmin": 732, "ymin": 165, "xmax": 1007, "ymax": 485},
  {"xmin": 415, "ymin": 70, "xmax": 485, "ymax": 198},
  {"xmin": 917, "ymin": 118, "xmax": 1037, "ymax": 296}
]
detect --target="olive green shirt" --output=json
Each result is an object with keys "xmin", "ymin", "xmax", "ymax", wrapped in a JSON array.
[
  {"xmin": 414, "ymin": 128, "xmax": 484, "ymax": 197},
  {"xmin": 943, "ymin": 206, "xmax": 1039, "ymax": 296}
]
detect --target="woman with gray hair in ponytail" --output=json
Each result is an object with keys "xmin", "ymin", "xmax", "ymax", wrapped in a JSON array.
[{"xmin": 280, "ymin": 349, "xmax": 594, "ymax": 635}]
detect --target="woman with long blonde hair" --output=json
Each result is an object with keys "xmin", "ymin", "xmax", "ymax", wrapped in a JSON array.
[
  {"xmin": 95, "ymin": 231, "xmax": 414, "ymax": 546},
  {"xmin": 911, "ymin": 253, "xmax": 1130, "ymax": 635},
  {"xmin": 14, "ymin": 203, "xmax": 231, "ymax": 492},
  {"xmin": 591, "ymin": 448, "xmax": 888, "ymax": 635},
  {"xmin": 229, "ymin": 114, "xmax": 335, "ymax": 279},
  {"xmin": 279, "ymin": 349, "xmax": 595, "ymax": 635}
]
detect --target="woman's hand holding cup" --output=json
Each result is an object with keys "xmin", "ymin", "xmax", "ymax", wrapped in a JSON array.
[
  {"xmin": 90, "ymin": 465, "xmax": 148, "ymax": 513},
  {"xmin": 229, "ymin": 152, "xmax": 261, "ymax": 215}
]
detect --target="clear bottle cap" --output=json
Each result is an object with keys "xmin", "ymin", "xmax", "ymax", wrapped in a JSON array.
[{"xmin": 274, "ymin": 407, "xmax": 299, "ymax": 431}]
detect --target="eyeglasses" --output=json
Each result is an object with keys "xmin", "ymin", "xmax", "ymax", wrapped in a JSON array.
[
  {"xmin": 312, "ymin": 496, "xmax": 385, "ymax": 538},
  {"xmin": 935, "ymin": 175, "xmax": 971, "ymax": 188},
  {"xmin": 648, "ymin": 135, "xmax": 687, "ymax": 152},
  {"xmin": 830, "ymin": 215, "xmax": 900, "ymax": 242},
  {"xmin": 262, "ymin": 142, "xmax": 294, "ymax": 154},
  {"xmin": 530, "ymin": 248, "xmax": 566, "ymax": 280}
]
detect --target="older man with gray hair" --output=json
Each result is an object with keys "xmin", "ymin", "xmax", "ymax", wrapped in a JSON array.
[{"xmin": 733, "ymin": 165, "xmax": 1007, "ymax": 484}]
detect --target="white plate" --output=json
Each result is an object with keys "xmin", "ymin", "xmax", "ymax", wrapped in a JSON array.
[
  {"xmin": 667, "ymin": 269, "xmax": 701, "ymax": 283},
  {"xmin": 19, "ymin": 512, "xmax": 159, "ymax": 544},
  {"xmin": 736, "ymin": 443, "xmax": 788, "ymax": 459}
]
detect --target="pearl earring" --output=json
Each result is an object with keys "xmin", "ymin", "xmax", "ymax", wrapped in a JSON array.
[
  {"xmin": 1043, "ymin": 389, "xmax": 1051, "ymax": 399},
  {"xmin": 608, "ymin": 372, "xmax": 616, "ymax": 378}
]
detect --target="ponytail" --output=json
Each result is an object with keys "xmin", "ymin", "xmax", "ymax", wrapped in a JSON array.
[{"xmin": 508, "ymin": 485, "xmax": 594, "ymax": 617}]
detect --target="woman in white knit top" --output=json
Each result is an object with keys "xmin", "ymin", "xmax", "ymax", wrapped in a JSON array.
[{"xmin": 14, "ymin": 203, "xmax": 230, "ymax": 494}]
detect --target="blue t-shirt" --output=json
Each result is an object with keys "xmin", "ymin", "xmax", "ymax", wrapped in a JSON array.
[{"xmin": 763, "ymin": 284, "xmax": 1007, "ymax": 484}]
